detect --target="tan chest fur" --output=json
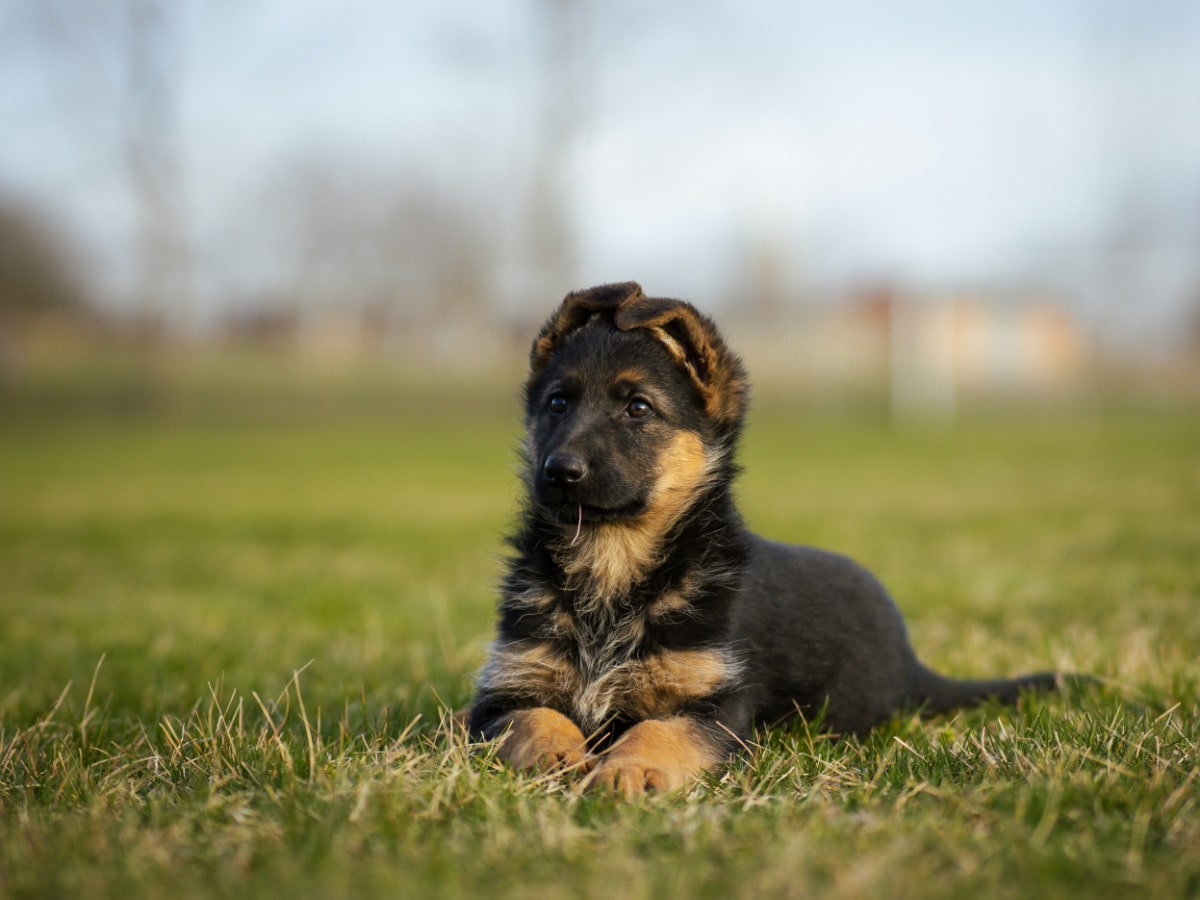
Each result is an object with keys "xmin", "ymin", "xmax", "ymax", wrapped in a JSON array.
[{"xmin": 477, "ymin": 638, "xmax": 735, "ymax": 736}]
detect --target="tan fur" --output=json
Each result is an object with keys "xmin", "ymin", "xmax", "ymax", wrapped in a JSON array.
[
  {"xmin": 645, "ymin": 589, "xmax": 694, "ymax": 621},
  {"xmin": 587, "ymin": 717, "xmax": 726, "ymax": 798},
  {"xmin": 614, "ymin": 299, "xmax": 747, "ymax": 433},
  {"xmin": 622, "ymin": 650, "xmax": 734, "ymax": 720},
  {"xmin": 558, "ymin": 431, "xmax": 715, "ymax": 602},
  {"xmin": 481, "ymin": 640, "xmax": 737, "ymax": 737},
  {"xmin": 544, "ymin": 607, "xmax": 576, "ymax": 641},
  {"xmin": 613, "ymin": 367, "xmax": 651, "ymax": 387},
  {"xmin": 531, "ymin": 333, "xmax": 557, "ymax": 371},
  {"xmin": 647, "ymin": 326, "xmax": 689, "ymax": 371},
  {"xmin": 528, "ymin": 282, "xmax": 645, "ymax": 378},
  {"xmin": 494, "ymin": 707, "xmax": 591, "ymax": 772},
  {"xmin": 574, "ymin": 647, "xmax": 737, "ymax": 734},
  {"xmin": 476, "ymin": 640, "xmax": 574, "ymax": 706},
  {"xmin": 644, "ymin": 569, "xmax": 732, "ymax": 623},
  {"xmin": 506, "ymin": 586, "xmax": 557, "ymax": 613},
  {"xmin": 647, "ymin": 430, "xmax": 714, "ymax": 526},
  {"xmin": 559, "ymin": 522, "xmax": 661, "ymax": 604}
]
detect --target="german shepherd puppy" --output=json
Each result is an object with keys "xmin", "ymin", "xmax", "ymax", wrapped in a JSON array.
[{"xmin": 468, "ymin": 282, "xmax": 1058, "ymax": 797}]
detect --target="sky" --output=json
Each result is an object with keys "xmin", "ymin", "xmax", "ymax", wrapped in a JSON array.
[{"xmin": 1, "ymin": 0, "xmax": 1198, "ymax": 340}]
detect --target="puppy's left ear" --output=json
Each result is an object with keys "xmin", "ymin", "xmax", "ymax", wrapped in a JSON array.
[
  {"xmin": 615, "ymin": 298, "xmax": 748, "ymax": 438},
  {"xmin": 529, "ymin": 282, "xmax": 645, "ymax": 377}
]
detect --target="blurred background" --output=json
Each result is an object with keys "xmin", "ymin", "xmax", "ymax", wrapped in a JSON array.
[{"xmin": 1, "ymin": 0, "xmax": 1199, "ymax": 416}]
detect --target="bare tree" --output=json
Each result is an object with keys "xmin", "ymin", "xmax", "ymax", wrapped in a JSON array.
[
  {"xmin": 1086, "ymin": 0, "xmax": 1200, "ymax": 354},
  {"xmin": 521, "ymin": 0, "xmax": 590, "ymax": 306},
  {"xmin": 0, "ymin": 194, "xmax": 90, "ymax": 319},
  {"xmin": 122, "ymin": 0, "xmax": 189, "ymax": 328},
  {"xmin": 0, "ymin": 193, "xmax": 95, "ymax": 375},
  {"xmin": 18, "ymin": 0, "xmax": 190, "ymax": 329},
  {"xmin": 248, "ymin": 155, "xmax": 495, "ymax": 353}
]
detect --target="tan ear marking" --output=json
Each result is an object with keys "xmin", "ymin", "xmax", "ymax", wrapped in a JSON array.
[
  {"xmin": 528, "ymin": 282, "xmax": 644, "ymax": 376},
  {"xmin": 614, "ymin": 298, "xmax": 746, "ymax": 434}
]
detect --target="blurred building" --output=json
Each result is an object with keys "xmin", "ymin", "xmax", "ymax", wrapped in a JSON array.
[
  {"xmin": 727, "ymin": 285, "xmax": 1087, "ymax": 417},
  {"xmin": 881, "ymin": 290, "xmax": 1087, "ymax": 419}
]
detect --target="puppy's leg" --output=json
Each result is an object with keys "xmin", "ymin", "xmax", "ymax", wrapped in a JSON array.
[
  {"xmin": 588, "ymin": 716, "xmax": 727, "ymax": 799},
  {"xmin": 494, "ymin": 707, "xmax": 591, "ymax": 772}
]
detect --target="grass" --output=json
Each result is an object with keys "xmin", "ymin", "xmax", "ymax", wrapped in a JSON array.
[{"xmin": 1, "ymin": 372, "xmax": 1198, "ymax": 898}]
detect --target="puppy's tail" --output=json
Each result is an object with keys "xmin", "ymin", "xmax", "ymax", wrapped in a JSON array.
[{"xmin": 908, "ymin": 666, "xmax": 1070, "ymax": 717}]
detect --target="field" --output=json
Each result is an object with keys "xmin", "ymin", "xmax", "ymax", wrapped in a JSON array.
[{"xmin": 1, "ymin": 370, "xmax": 1198, "ymax": 898}]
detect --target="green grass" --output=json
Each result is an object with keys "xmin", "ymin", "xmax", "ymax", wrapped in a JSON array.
[{"xmin": 1, "ymin": 377, "xmax": 1198, "ymax": 898}]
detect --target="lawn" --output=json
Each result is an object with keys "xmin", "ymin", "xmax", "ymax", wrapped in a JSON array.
[{"xmin": 1, "ymin": 373, "xmax": 1198, "ymax": 898}]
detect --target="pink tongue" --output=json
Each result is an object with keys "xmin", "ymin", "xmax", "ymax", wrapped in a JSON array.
[{"xmin": 569, "ymin": 504, "xmax": 583, "ymax": 546}]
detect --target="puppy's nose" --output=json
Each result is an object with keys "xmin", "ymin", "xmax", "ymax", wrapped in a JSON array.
[{"xmin": 543, "ymin": 453, "xmax": 587, "ymax": 485}]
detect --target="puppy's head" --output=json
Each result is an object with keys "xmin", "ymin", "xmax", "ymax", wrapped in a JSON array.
[{"xmin": 523, "ymin": 282, "xmax": 747, "ymax": 526}]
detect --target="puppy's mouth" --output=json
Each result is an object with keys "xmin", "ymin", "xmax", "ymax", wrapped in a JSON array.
[{"xmin": 542, "ymin": 498, "xmax": 646, "ymax": 526}]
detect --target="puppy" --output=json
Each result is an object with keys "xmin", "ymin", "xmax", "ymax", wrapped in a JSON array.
[{"xmin": 469, "ymin": 282, "xmax": 1059, "ymax": 797}]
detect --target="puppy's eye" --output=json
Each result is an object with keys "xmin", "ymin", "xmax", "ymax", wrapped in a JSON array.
[
  {"xmin": 626, "ymin": 399, "xmax": 654, "ymax": 420},
  {"xmin": 548, "ymin": 395, "xmax": 569, "ymax": 415}
]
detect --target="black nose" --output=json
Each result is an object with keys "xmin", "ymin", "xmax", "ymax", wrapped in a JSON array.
[{"xmin": 543, "ymin": 452, "xmax": 587, "ymax": 485}]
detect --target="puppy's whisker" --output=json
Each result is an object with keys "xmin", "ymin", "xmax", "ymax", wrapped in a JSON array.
[{"xmin": 569, "ymin": 504, "xmax": 583, "ymax": 546}]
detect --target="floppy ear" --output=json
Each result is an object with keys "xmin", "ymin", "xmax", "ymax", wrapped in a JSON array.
[
  {"xmin": 528, "ymin": 281, "xmax": 645, "ymax": 376},
  {"xmin": 614, "ymin": 297, "xmax": 748, "ymax": 438}
]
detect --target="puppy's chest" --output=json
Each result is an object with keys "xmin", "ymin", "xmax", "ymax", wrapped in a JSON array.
[
  {"xmin": 544, "ymin": 600, "xmax": 644, "ymax": 674},
  {"xmin": 529, "ymin": 592, "xmax": 732, "ymax": 732},
  {"xmin": 539, "ymin": 582, "xmax": 701, "ymax": 673}
]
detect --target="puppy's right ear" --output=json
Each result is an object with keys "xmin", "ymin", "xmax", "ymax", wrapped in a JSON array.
[{"xmin": 529, "ymin": 282, "xmax": 644, "ymax": 376}]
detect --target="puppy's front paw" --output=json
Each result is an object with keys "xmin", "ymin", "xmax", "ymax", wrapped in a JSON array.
[
  {"xmin": 496, "ymin": 707, "xmax": 591, "ymax": 773},
  {"xmin": 588, "ymin": 756, "xmax": 686, "ymax": 799},
  {"xmin": 584, "ymin": 717, "xmax": 722, "ymax": 798}
]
